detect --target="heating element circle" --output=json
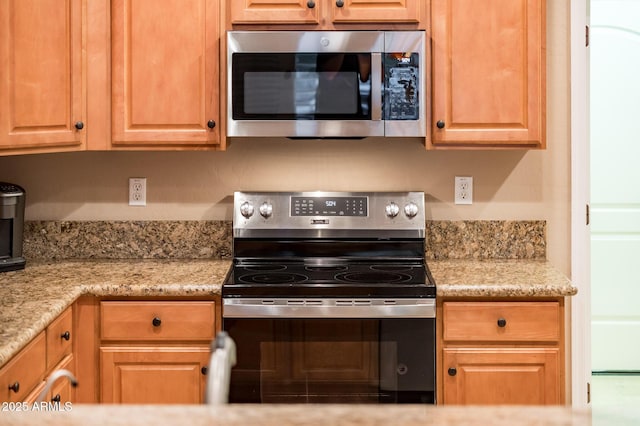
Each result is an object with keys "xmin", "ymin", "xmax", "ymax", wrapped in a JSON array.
[
  {"xmin": 334, "ymin": 271, "xmax": 412, "ymax": 284},
  {"xmin": 238, "ymin": 273, "xmax": 308, "ymax": 284}
]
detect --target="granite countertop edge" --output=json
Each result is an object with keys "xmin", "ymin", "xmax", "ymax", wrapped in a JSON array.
[{"xmin": 0, "ymin": 258, "xmax": 576, "ymax": 369}]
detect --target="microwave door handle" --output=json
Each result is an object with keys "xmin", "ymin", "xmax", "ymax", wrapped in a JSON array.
[{"xmin": 371, "ymin": 52, "xmax": 382, "ymax": 121}]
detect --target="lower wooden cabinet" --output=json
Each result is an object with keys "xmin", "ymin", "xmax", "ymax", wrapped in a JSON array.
[
  {"xmin": 46, "ymin": 354, "xmax": 76, "ymax": 405},
  {"xmin": 438, "ymin": 299, "xmax": 565, "ymax": 405},
  {"xmin": 442, "ymin": 348, "xmax": 560, "ymax": 405},
  {"xmin": 0, "ymin": 306, "xmax": 75, "ymax": 404},
  {"xmin": 99, "ymin": 300, "xmax": 216, "ymax": 404},
  {"xmin": 100, "ymin": 347, "xmax": 210, "ymax": 404},
  {"xmin": 0, "ymin": 332, "xmax": 46, "ymax": 403}
]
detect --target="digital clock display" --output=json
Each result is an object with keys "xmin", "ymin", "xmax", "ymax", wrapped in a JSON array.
[{"xmin": 291, "ymin": 196, "xmax": 367, "ymax": 217}]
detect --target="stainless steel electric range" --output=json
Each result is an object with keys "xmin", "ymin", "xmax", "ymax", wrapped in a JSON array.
[{"xmin": 222, "ymin": 192, "xmax": 436, "ymax": 404}]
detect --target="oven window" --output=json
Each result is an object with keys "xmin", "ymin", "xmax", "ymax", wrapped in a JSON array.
[
  {"xmin": 232, "ymin": 53, "xmax": 372, "ymax": 120},
  {"xmin": 224, "ymin": 318, "xmax": 435, "ymax": 404},
  {"xmin": 0, "ymin": 219, "xmax": 11, "ymax": 259}
]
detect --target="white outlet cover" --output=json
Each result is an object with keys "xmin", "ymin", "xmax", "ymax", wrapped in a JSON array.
[
  {"xmin": 129, "ymin": 177, "xmax": 146, "ymax": 206},
  {"xmin": 455, "ymin": 176, "xmax": 473, "ymax": 205}
]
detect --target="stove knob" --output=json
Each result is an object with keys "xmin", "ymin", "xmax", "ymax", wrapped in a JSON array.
[
  {"xmin": 240, "ymin": 201, "xmax": 254, "ymax": 218},
  {"xmin": 404, "ymin": 202, "xmax": 419, "ymax": 218},
  {"xmin": 385, "ymin": 202, "xmax": 400, "ymax": 218},
  {"xmin": 259, "ymin": 202, "xmax": 273, "ymax": 218}
]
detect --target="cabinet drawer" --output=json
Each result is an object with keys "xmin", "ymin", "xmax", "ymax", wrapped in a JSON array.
[
  {"xmin": 0, "ymin": 332, "xmax": 46, "ymax": 402},
  {"xmin": 101, "ymin": 301, "xmax": 215, "ymax": 341},
  {"xmin": 46, "ymin": 307, "xmax": 73, "ymax": 370},
  {"xmin": 443, "ymin": 302, "xmax": 560, "ymax": 342}
]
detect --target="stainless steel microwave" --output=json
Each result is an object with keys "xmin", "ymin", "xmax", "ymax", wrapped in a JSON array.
[{"xmin": 227, "ymin": 31, "xmax": 426, "ymax": 138}]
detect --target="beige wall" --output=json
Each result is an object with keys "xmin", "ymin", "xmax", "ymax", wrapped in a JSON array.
[{"xmin": 0, "ymin": 2, "xmax": 571, "ymax": 275}]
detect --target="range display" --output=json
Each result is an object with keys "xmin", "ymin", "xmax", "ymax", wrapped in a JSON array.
[{"xmin": 291, "ymin": 196, "xmax": 367, "ymax": 217}]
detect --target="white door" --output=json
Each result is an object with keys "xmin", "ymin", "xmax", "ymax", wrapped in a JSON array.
[{"xmin": 591, "ymin": 0, "xmax": 640, "ymax": 371}]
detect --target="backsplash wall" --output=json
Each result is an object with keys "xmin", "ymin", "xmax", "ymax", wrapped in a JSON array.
[{"xmin": 22, "ymin": 220, "xmax": 545, "ymax": 261}]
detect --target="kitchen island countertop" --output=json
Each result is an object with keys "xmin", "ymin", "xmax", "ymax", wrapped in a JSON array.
[
  {"xmin": 0, "ymin": 258, "xmax": 576, "ymax": 369},
  {"xmin": 0, "ymin": 404, "xmax": 603, "ymax": 426}
]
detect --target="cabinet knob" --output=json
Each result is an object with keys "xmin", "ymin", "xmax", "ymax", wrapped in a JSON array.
[
  {"xmin": 8, "ymin": 381, "xmax": 20, "ymax": 393},
  {"xmin": 201, "ymin": 366, "xmax": 208, "ymax": 375},
  {"xmin": 336, "ymin": 0, "xmax": 345, "ymax": 7},
  {"xmin": 51, "ymin": 394, "xmax": 61, "ymax": 403},
  {"xmin": 152, "ymin": 317, "xmax": 162, "ymax": 327},
  {"xmin": 207, "ymin": 120, "xmax": 216, "ymax": 129},
  {"xmin": 436, "ymin": 120, "xmax": 445, "ymax": 129},
  {"xmin": 497, "ymin": 318, "xmax": 507, "ymax": 328},
  {"xmin": 61, "ymin": 331, "xmax": 71, "ymax": 341},
  {"xmin": 75, "ymin": 121, "xmax": 84, "ymax": 130},
  {"xmin": 307, "ymin": 0, "xmax": 315, "ymax": 8},
  {"xmin": 447, "ymin": 367, "xmax": 457, "ymax": 377}
]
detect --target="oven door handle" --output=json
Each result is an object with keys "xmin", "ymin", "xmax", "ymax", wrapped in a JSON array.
[{"xmin": 223, "ymin": 298, "xmax": 435, "ymax": 319}]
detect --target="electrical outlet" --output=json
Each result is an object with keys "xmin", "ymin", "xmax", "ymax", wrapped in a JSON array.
[
  {"xmin": 129, "ymin": 178, "xmax": 146, "ymax": 206},
  {"xmin": 455, "ymin": 176, "xmax": 473, "ymax": 205}
]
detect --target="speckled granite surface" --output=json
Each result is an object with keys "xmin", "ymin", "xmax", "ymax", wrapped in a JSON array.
[
  {"xmin": 0, "ymin": 259, "xmax": 228, "ymax": 368},
  {"xmin": 426, "ymin": 220, "xmax": 546, "ymax": 259},
  {"xmin": 23, "ymin": 221, "xmax": 232, "ymax": 260},
  {"xmin": 22, "ymin": 220, "xmax": 546, "ymax": 260},
  {"xmin": 0, "ymin": 259, "xmax": 575, "ymax": 370},
  {"xmin": 430, "ymin": 259, "xmax": 577, "ymax": 297},
  {"xmin": 0, "ymin": 404, "xmax": 603, "ymax": 426}
]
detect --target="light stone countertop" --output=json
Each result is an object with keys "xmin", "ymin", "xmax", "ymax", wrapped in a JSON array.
[
  {"xmin": 429, "ymin": 259, "xmax": 578, "ymax": 298},
  {"xmin": 0, "ymin": 404, "xmax": 603, "ymax": 426},
  {"xmin": 0, "ymin": 259, "xmax": 229, "ymax": 368},
  {"xmin": 0, "ymin": 259, "xmax": 576, "ymax": 369}
]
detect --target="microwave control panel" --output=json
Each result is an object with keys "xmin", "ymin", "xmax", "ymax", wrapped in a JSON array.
[{"xmin": 383, "ymin": 52, "xmax": 420, "ymax": 121}]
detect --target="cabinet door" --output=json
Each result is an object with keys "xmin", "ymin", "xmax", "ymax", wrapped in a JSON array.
[
  {"xmin": 442, "ymin": 348, "xmax": 561, "ymax": 405},
  {"xmin": 430, "ymin": 0, "xmax": 545, "ymax": 148},
  {"xmin": 100, "ymin": 346, "xmax": 210, "ymax": 404},
  {"xmin": 46, "ymin": 306, "xmax": 73, "ymax": 371},
  {"xmin": 47, "ymin": 354, "xmax": 76, "ymax": 405},
  {"xmin": 331, "ymin": 0, "xmax": 420, "ymax": 24},
  {"xmin": 231, "ymin": 0, "xmax": 319, "ymax": 25},
  {"xmin": 111, "ymin": 0, "xmax": 219, "ymax": 148},
  {"xmin": 0, "ymin": 0, "xmax": 85, "ymax": 154},
  {"xmin": 0, "ymin": 332, "xmax": 46, "ymax": 403}
]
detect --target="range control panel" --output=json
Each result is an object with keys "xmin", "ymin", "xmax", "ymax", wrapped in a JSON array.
[
  {"xmin": 233, "ymin": 192, "xmax": 426, "ymax": 237},
  {"xmin": 291, "ymin": 196, "xmax": 367, "ymax": 217}
]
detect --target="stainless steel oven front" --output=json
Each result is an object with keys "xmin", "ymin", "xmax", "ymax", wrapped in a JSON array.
[
  {"xmin": 222, "ymin": 191, "xmax": 436, "ymax": 404},
  {"xmin": 223, "ymin": 299, "xmax": 435, "ymax": 404}
]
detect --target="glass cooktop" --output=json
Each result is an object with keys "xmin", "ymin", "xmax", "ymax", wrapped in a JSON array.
[{"xmin": 223, "ymin": 261, "xmax": 436, "ymax": 298}]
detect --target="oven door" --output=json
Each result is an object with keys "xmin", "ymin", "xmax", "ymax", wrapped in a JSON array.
[{"xmin": 223, "ymin": 298, "xmax": 435, "ymax": 404}]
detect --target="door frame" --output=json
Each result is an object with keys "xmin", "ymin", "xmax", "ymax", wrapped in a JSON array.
[{"xmin": 570, "ymin": 0, "xmax": 591, "ymax": 408}]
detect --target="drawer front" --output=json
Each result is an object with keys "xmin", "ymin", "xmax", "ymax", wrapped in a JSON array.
[
  {"xmin": 101, "ymin": 301, "xmax": 215, "ymax": 341},
  {"xmin": 443, "ymin": 302, "xmax": 560, "ymax": 342},
  {"xmin": 0, "ymin": 332, "xmax": 46, "ymax": 402},
  {"xmin": 46, "ymin": 307, "xmax": 73, "ymax": 370}
]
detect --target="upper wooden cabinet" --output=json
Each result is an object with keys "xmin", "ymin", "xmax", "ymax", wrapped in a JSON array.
[
  {"xmin": 109, "ymin": 0, "xmax": 220, "ymax": 149},
  {"xmin": 229, "ymin": 0, "xmax": 422, "ymax": 27},
  {"xmin": 0, "ymin": 0, "xmax": 86, "ymax": 155},
  {"xmin": 429, "ymin": 0, "xmax": 546, "ymax": 149}
]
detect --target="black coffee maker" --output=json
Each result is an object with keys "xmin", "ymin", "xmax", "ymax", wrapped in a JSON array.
[{"xmin": 0, "ymin": 182, "xmax": 26, "ymax": 272}]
